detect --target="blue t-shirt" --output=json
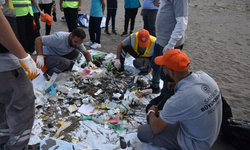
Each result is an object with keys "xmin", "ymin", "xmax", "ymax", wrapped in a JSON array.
[
  {"xmin": 160, "ymin": 71, "xmax": 222, "ymax": 150},
  {"xmin": 32, "ymin": 0, "xmax": 39, "ymax": 13},
  {"xmin": 142, "ymin": 0, "xmax": 159, "ymax": 10},
  {"xmin": 42, "ymin": 32, "xmax": 86, "ymax": 56},
  {"xmin": 90, "ymin": 0, "xmax": 103, "ymax": 17},
  {"xmin": 124, "ymin": 0, "xmax": 141, "ymax": 8}
]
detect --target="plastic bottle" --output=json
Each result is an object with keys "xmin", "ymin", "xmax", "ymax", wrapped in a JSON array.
[{"xmin": 92, "ymin": 54, "xmax": 106, "ymax": 60}]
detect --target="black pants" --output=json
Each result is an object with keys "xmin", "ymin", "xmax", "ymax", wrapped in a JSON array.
[
  {"xmin": 16, "ymin": 14, "xmax": 35, "ymax": 53},
  {"xmin": 89, "ymin": 16, "xmax": 102, "ymax": 44},
  {"xmin": 39, "ymin": 3, "xmax": 52, "ymax": 35},
  {"xmin": 124, "ymin": 8, "xmax": 138, "ymax": 33},
  {"xmin": 105, "ymin": 8, "xmax": 117, "ymax": 32},
  {"xmin": 33, "ymin": 13, "xmax": 41, "ymax": 38},
  {"xmin": 64, "ymin": 7, "xmax": 78, "ymax": 32}
]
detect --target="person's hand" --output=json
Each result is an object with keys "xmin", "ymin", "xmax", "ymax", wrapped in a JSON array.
[
  {"xmin": 167, "ymin": 82, "xmax": 176, "ymax": 91},
  {"xmin": 88, "ymin": 61, "xmax": 98, "ymax": 69},
  {"xmin": 60, "ymin": 5, "xmax": 63, "ymax": 12},
  {"xmin": 162, "ymin": 43, "xmax": 174, "ymax": 55},
  {"xmin": 36, "ymin": 55, "xmax": 44, "ymax": 69},
  {"xmin": 114, "ymin": 59, "xmax": 120, "ymax": 69},
  {"xmin": 140, "ymin": 9, "xmax": 143, "ymax": 16},
  {"xmin": 78, "ymin": 6, "xmax": 81, "ymax": 11},
  {"xmin": 40, "ymin": 11, "xmax": 45, "ymax": 17},
  {"xmin": 51, "ymin": 4, "xmax": 56, "ymax": 12},
  {"xmin": 153, "ymin": 0, "xmax": 160, "ymax": 7},
  {"xmin": 149, "ymin": 105, "xmax": 158, "ymax": 112},
  {"xmin": 19, "ymin": 54, "xmax": 37, "ymax": 80}
]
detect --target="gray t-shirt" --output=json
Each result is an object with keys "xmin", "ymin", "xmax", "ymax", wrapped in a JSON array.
[
  {"xmin": 42, "ymin": 32, "xmax": 86, "ymax": 56},
  {"xmin": 160, "ymin": 71, "xmax": 222, "ymax": 150}
]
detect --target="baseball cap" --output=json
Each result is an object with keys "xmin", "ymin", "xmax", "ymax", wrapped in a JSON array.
[
  {"xmin": 41, "ymin": 13, "xmax": 53, "ymax": 26},
  {"xmin": 138, "ymin": 29, "xmax": 150, "ymax": 48},
  {"xmin": 154, "ymin": 49, "xmax": 190, "ymax": 72}
]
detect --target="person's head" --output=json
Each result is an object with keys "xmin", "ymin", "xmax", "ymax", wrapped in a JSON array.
[
  {"xmin": 138, "ymin": 29, "xmax": 150, "ymax": 48},
  {"xmin": 69, "ymin": 28, "xmax": 86, "ymax": 48},
  {"xmin": 155, "ymin": 49, "xmax": 190, "ymax": 82}
]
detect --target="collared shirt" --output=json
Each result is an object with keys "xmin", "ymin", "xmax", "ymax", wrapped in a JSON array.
[{"xmin": 42, "ymin": 32, "xmax": 86, "ymax": 56}]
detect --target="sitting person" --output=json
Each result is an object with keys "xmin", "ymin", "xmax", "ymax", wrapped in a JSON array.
[
  {"xmin": 114, "ymin": 29, "xmax": 156, "ymax": 75},
  {"xmin": 137, "ymin": 49, "xmax": 223, "ymax": 150},
  {"xmin": 35, "ymin": 28, "xmax": 95, "ymax": 80}
]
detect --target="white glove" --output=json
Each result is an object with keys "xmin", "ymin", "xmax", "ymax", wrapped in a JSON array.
[
  {"xmin": 88, "ymin": 62, "xmax": 97, "ymax": 69},
  {"xmin": 36, "ymin": 55, "xmax": 44, "ymax": 69},
  {"xmin": 163, "ymin": 43, "xmax": 174, "ymax": 55},
  {"xmin": 114, "ymin": 59, "xmax": 121, "ymax": 69},
  {"xmin": 19, "ymin": 54, "xmax": 37, "ymax": 80}
]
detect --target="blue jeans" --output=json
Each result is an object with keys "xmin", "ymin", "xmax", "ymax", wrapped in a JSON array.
[
  {"xmin": 151, "ymin": 43, "xmax": 183, "ymax": 96},
  {"xmin": 142, "ymin": 9, "xmax": 158, "ymax": 37}
]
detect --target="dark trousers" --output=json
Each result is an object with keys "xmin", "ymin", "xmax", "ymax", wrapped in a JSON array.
[
  {"xmin": 64, "ymin": 7, "xmax": 78, "ymax": 32},
  {"xmin": 33, "ymin": 13, "xmax": 41, "ymax": 38},
  {"xmin": 45, "ymin": 49, "xmax": 80, "ymax": 76},
  {"xmin": 105, "ymin": 8, "xmax": 117, "ymax": 32},
  {"xmin": 124, "ymin": 8, "xmax": 138, "ymax": 33},
  {"xmin": 143, "ymin": 9, "xmax": 158, "ymax": 37},
  {"xmin": 16, "ymin": 14, "xmax": 35, "ymax": 53},
  {"xmin": 120, "ymin": 45, "xmax": 151, "ymax": 73},
  {"xmin": 89, "ymin": 16, "xmax": 102, "ymax": 44},
  {"xmin": 39, "ymin": 3, "xmax": 52, "ymax": 35}
]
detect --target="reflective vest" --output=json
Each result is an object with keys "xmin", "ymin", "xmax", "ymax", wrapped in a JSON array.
[
  {"xmin": 63, "ymin": 0, "xmax": 79, "ymax": 9},
  {"xmin": 130, "ymin": 32, "xmax": 156, "ymax": 58},
  {"xmin": 0, "ymin": 0, "xmax": 18, "ymax": 53},
  {"xmin": 12, "ymin": 0, "xmax": 33, "ymax": 17}
]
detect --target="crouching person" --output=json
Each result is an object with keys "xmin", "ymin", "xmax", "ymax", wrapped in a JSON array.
[{"xmin": 137, "ymin": 49, "xmax": 223, "ymax": 150}]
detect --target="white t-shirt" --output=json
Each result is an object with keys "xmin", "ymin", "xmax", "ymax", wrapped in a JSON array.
[
  {"xmin": 160, "ymin": 71, "xmax": 222, "ymax": 150},
  {"xmin": 39, "ymin": 0, "xmax": 54, "ymax": 4}
]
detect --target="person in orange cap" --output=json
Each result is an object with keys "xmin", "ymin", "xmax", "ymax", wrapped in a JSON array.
[
  {"xmin": 137, "ymin": 49, "xmax": 223, "ymax": 150},
  {"xmin": 114, "ymin": 29, "xmax": 156, "ymax": 75}
]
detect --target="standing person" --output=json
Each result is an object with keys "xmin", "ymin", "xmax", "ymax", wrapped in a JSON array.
[
  {"xmin": 141, "ymin": 0, "xmax": 159, "ymax": 37},
  {"xmin": 12, "ymin": 0, "xmax": 44, "ymax": 54},
  {"xmin": 121, "ymin": 0, "xmax": 141, "ymax": 36},
  {"xmin": 147, "ymin": 0, "xmax": 190, "ymax": 103},
  {"xmin": 0, "ymin": 0, "xmax": 37, "ymax": 149},
  {"xmin": 39, "ymin": 0, "xmax": 56, "ymax": 35},
  {"xmin": 60, "ymin": 0, "xmax": 82, "ymax": 32},
  {"xmin": 84, "ymin": 0, "xmax": 105, "ymax": 49},
  {"xmin": 32, "ymin": 0, "xmax": 41, "ymax": 41},
  {"xmin": 137, "ymin": 49, "xmax": 223, "ymax": 150},
  {"xmin": 104, "ymin": 0, "xmax": 117, "ymax": 35}
]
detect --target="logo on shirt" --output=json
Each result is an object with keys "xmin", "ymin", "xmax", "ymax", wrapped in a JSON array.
[{"xmin": 201, "ymin": 84, "xmax": 210, "ymax": 94}]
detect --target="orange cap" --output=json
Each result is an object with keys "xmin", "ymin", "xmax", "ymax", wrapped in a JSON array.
[
  {"xmin": 138, "ymin": 29, "xmax": 150, "ymax": 48},
  {"xmin": 41, "ymin": 13, "xmax": 52, "ymax": 26},
  {"xmin": 154, "ymin": 49, "xmax": 190, "ymax": 72},
  {"xmin": 33, "ymin": 20, "xmax": 37, "ymax": 30}
]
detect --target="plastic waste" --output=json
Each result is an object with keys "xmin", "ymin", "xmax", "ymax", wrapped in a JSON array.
[
  {"xmin": 92, "ymin": 54, "xmax": 106, "ymax": 60},
  {"xmin": 53, "ymin": 122, "xmax": 71, "ymax": 139}
]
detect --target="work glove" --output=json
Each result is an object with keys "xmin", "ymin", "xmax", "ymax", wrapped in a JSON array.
[
  {"xmin": 19, "ymin": 54, "xmax": 37, "ymax": 80},
  {"xmin": 88, "ymin": 61, "xmax": 98, "ymax": 69},
  {"xmin": 114, "ymin": 59, "xmax": 121, "ymax": 69},
  {"xmin": 162, "ymin": 43, "xmax": 174, "ymax": 55},
  {"xmin": 36, "ymin": 55, "xmax": 44, "ymax": 69}
]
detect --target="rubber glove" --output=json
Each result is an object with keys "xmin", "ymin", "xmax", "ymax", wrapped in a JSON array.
[
  {"xmin": 19, "ymin": 54, "xmax": 37, "ymax": 80},
  {"xmin": 114, "ymin": 59, "xmax": 121, "ymax": 69},
  {"xmin": 162, "ymin": 43, "xmax": 174, "ymax": 55},
  {"xmin": 88, "ymin": 61, "xmax": 97, "ymax": 69},
  {"xmin": 36, "ymin": 55, "xmax": 44, "ymax": 69}
]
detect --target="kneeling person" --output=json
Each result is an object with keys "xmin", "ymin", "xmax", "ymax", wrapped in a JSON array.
[
  {"xmin": 115, "ymin": 29, "xmax": 156, "ymax": 75},
  {"xmin": 35, "ymin": 28, "xmax": 95, "ymax": 79},
  {"xmin": 137, "ymin": 49, "xmax": 223, "ymax": 150}
]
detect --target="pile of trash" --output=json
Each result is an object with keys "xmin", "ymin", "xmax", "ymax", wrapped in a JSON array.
[{"xmin": 30, "ymin": 51, "xmax": 163, "ymax": 150}]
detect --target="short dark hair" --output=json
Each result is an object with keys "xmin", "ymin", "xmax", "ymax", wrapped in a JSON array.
[{"xmin": 71, "ymin": 28, "xmax": 86, "ymax": 39}]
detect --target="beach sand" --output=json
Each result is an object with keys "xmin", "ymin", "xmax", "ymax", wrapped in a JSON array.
[{"xmin": 37, "ymin": 0, "xmax": 250, "ymax": 149}]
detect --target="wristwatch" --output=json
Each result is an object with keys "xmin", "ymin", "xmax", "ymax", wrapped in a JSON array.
[{"xmin": 147, "ymin": 110, "xmax": 155, "ymax": 116}]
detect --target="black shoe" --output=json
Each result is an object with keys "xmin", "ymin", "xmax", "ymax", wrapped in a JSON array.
[
  {"xmin": 146, "ymin": 85, "xmax": 160, "ymax": 94},
  {"xmin": 121, "ymin": 32, "xmax": 127, "ymax": 36},
  {"xmin": 129, "ymin": 31, "xmax": 133, "ymax": 34},
  {"xmin": 104, "ymin": 30, "xmax": 110, "ymax": 35},
  {"xmin": 112, "ymin": 30, "xmax": 117, "ymax": 35},
  {"xmin": 146, "ymin": 94, "xmax": 164, "ymax": 113},
  {"xmin": 138, "ymin": 71, "xmax": 150, "ymax": 75},
  {"xmin": 53, "ymin": 11, "xmax": 57, "ymax": 22},
  {"xmin": 43, "ymin": 72, "xmax": 51, "ymax": 81}
]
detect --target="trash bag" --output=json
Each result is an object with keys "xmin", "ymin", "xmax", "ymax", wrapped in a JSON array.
[{"xmin": 221, "ymin": 118, "xmax": 250, "ymax": 150}]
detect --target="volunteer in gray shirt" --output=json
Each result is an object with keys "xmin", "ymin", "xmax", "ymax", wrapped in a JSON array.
[
  {"xmin": 35, "ymin": 28, "xmax": 95, "ymax": 80},
  {"xmin": 138, "ymin": 49, "xmax": 222, "ymax": 150}
]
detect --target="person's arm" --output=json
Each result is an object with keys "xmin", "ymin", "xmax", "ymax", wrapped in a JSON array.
[
  {"xmin": 78, "ymin": 0, "xmax": 82, "ymax": 11},
  {"xmin": 153, "ymin": 0, "xmax": 160, "ymax": 7},
  {"xmin": 81, "ymin": 50, "xmax": 92, "ymax": 62},
  {"xmin": 31, "ymin": 0, "xmax": 45, "ymax": 16},
  {"xmin": 60, "ymin": 0, "xmax": 63, "ymax": 12},
  {"xmin": 35, "ymin": 36, "xmax": 43, "ymax": 55},
  {"xmin": 148, "ymin": 106, "xmax": 169, "ymax": 134},
  {"xmin": 116, "ymin": 41, "xmax": 127, "ymax": 59},
  {"xmin": 101, "ymin": 0, "xmax": 105, "ymax": 16},
  {"xmin": 52, "ymin": 0, "xmax": 56, "ymax": 12}
]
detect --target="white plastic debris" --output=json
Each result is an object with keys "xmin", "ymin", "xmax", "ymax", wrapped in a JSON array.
[
  {"xmin": 67, "ymin": 104, "xmax": 78, "ymax": 113},
  {"xmin": 53, "ymin": 122, "xmax": 71, "ymax": 139},
  {"xmin": 94, "ymin": 89, "xmax": 103, "ymax": 95}
]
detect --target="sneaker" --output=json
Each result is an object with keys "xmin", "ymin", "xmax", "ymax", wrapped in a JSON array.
[
  {"xmin": 121, "ymin": 32, "xmax": 127, "ymax": 36},
  {"xmin": 43, "ymin": 72, "xmax": 51, "ymax": 81},
  {"xmin": 31, "ymin": 51, "xmax": 37, "ymax": 55},
  {"xmin": 146, "ymin": 94, "xmax": 164, "ymax": 113},
  {"xmin": 112, "ymin": 30, "xmax": 117, "ymax": 35},
  {"xmin": 129, "ymin": 31, "xmax": 133, "ymax": 34},
  {"xmin": 146, "ymin": 85, "xmax": 160, "ymax": 94},
  {"xmin": 85, "ymin": 41, "xmax": 94, "ymax": 46},
  {"xmin": 53, "ymin": 11, "xmax": 57, "ymax": 22},
  {"xmin": 138, "ymin": 71, "xmax": 150, "ymax": 75},
  {"xmin": 90, "ymin": 42, "xmax": 101, "ymax": 49},
  {"xmin": 104, "ymin": 30, "xmax": 110, "ymax": 35}
]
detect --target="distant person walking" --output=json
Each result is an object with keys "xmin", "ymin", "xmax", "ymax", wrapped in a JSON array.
[{"xmin": 104, "ymin": 0, "xmax": 117, "ymax": 35}]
